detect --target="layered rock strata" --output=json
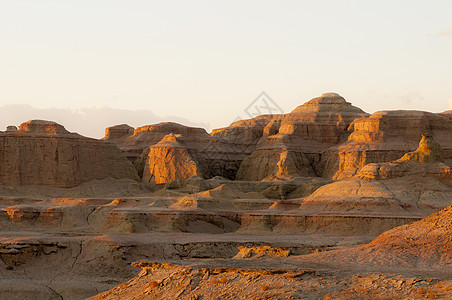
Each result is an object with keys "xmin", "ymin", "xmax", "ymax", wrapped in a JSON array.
[
  {"xmin": 0, "ymin": 120, "xmax": 139, "ymax": 187},
  {"xmin": 324, "ymin": 111, "xmax": 452, "ymax": 179},
  {"xmin": 105, "ymin": 122, "xmax": 243, "ymax": 181},
  {"xmin": 237, "ymin": 93, "xmax": 369, "ymax": 180}
]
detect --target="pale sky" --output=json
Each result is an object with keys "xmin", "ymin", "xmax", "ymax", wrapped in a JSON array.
[{"xmin": 1, "ymin": 1, "xmax": 451, "ymax": 138}]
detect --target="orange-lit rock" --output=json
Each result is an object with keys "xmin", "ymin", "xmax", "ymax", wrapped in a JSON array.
[
  {"xmin": 142, "ymin": 134, "xmax": 201, "ymax": 184},
  {"xmin": 237, "ymin": 93, "xmax": 368, "ymax": 180},
  {"xmin": 323, "ymin": 111, "xmax": 452, "ymax": 179}
]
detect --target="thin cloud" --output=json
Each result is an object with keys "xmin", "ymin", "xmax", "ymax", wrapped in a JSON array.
[
  {"xmin": 396, "ymin": 91, "xmax": 423, "ymax": 105},
  {"xmin": 448, "ymin": 98, "xmax": 452, "ymax": 110},
  {"xmin": 0, "ymin": 104, "xmax": 210, "ymax": 139},
  {"xmin": 433, "ymin": 28, "xmax": 452, "ymax": 37}
]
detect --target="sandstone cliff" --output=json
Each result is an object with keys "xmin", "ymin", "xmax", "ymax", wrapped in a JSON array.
[{"xmin": 0, "ymin": 120, "xmax": 139, "ymax": 187}]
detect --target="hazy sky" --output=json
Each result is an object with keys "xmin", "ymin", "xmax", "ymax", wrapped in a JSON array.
[{"xmin": 1, "ymin": 1, "xmax": 451, "ymax": 138}]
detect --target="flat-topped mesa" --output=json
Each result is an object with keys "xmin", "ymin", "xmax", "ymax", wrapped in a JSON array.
[
  {"xmin": 211, "ymin": 115, "xmax": 279, "ymax": 152},
  {"xmin": 104, "ymin": 124, "xmax": 134, "ymax": 140},
  {"xmin": 0, "ymin": 120, "xmax": 139, "ymax": 187},
  {"xmin": 322, "ymin": 110, "xmax": 452, "ymax": 179},
  {"xmin": 18, "ymin": 120, "xmax": 70, "ymax": 135},
  {"xmin": 237, "ymin": 93, "xmax": 368, "ymax": 181},
  {"xmin": 6, "ymin": 125, "xmax": 18, "ymax": 132}
]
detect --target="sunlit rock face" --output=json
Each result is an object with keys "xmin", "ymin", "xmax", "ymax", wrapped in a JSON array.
[
  {"xmin": 0, "ymin": 120, "xmax": 139, "ymax": 187},
  {"xmin": 105, "ymin": 122, "xmax": 245, "ymax": 181},
  {"xmin": 105, "ymin": 94, "xmax": 452, "ymax": 184},
  {"xmin": 237, "ymin": 93, "xmax": 368, "ymax": 181},
  {"xmin": 323, "ymin": 110, "xmax": 452, "ymax": 179},
  {"xmin": 142, "ymin": 134, "xmax": 201, "ymax": 184},
  {"xmin": 355, "ymin": 134, "xmax": 451, "ymax": 181},
  {"xmin": 397, "ymin": 133, "xmax": 443, "ymax": 163}
]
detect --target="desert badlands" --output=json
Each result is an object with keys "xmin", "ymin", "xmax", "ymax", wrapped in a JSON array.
[{"xmin": 0, "ymin": 93, "xmax": 452, "ymax": 299}]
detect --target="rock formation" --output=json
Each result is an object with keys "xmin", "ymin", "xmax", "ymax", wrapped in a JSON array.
[
  {"xmin": 3, "ymin": 95, "xmax": 452, "ymax": 299},
  {"xmin": 237, "ymin": 93, "xmax": 368, "ymax": 181},
  {"xmin": 0, "ymin": 120, "xmax": 139, "ymax": 187},
  {"xmin": 105, "ymin": 122, "xmax": 243, "ymax": 181},
  {"xmin": 356, "ymin": 134, "xmax": 451, "ymax": 180},
  {"xmin": 397, "ymin": 133, "xmax": 443, "ymax": 163},
  {"xmin": 323, "ymin": 111, "xmax": 452, "ymax": 179},
  {"xmin": 142, "ymin": 134, "xmax": 201, "ymax": 184}
]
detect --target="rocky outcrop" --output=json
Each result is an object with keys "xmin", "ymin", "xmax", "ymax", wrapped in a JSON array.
[
  {"xmin": 237, "ymin": 148, "xmax": 316, "ymax": 181},
  {"xmin": 211, "ymin": 115, "xmax": 280, "ymax": 158},
  {"xmin": 104, "ymin": 122, "xmax": 205, "ymax": 172},
  {"xmin": 103, "ymin": 124, "xmax": 134, "ymax": 140},
  {"xmin": 397, "ymin": 133, "xmax": 443, "ymax": 163},
  {"xmin": 237, "ymin": 93, "xmax": 368, "ymax": 180},
  {"xmin": 105, "ymin": 122, "xmax": 244, "ymax": 181},
  {"xmin": 142, "ymin": 134, "xmax": 201, "ymax": 184},
  {"xmin": 355, "ymin": 134, "xmax": 450, "ymax": 180},
  {"xmin": 323, "ymin": 111, "xmax": 452, "ymax": 179},
  {"xmin": 0, "ymin": 120, "xmax": 139, "ymax": 187},
  {"xmin": 103, "ymin": 96, "xmax": 452, "ymax": 184}
]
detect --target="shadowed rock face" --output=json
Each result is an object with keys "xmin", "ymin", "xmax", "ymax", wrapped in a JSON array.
[
  {"xmin": 103, "ymin": 124, "xmax": 134, "ymax": 140},
  {"xmin": 0, "ymin": 120, "xmax": 139, "ymax": 187}
]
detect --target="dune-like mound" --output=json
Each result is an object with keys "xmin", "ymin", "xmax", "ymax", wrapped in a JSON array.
[
  {"xmin": 306, "ymin": 203, "xmax": 452, "ymax": 270},
  {"xmin": 298, "ymin": 175, "xmax": 452, "ymax": 217},
  {"xmin": 0, "ymin": 120, "xmax": 139, "ymax": 187}
]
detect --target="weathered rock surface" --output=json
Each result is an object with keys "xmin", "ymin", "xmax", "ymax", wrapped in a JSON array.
[
  {"xmin": 0, "ymin": 120, "xmax": 139, "ymax": 187},
  {"xmin": 3, "ymin": 98, "xmax": 452, "ymax": 300},
  {"xmin": 296, "ymin": 176, "xmax": 452, "ymax": 218},
  {"xmin": 355, "ymin": 134, "xmax": 451, "ymax": 180},
  {"xmin": 91, "ymin": 250, "xmax": 452, "ymax": 300},
  {"xmin": 105, "ymin": 122, "xmax": 242, "ymax": 181},
  {"xmin": 323, "ymin": 111, "xmax": 452, "ymax": 179},
  {"xmin": 142, "ymin": 134, "xmax": 201, "ymax": 184},
  {"xmin": 237, "ymin": 93, "xmax": 368, "ymax": 181},
  {"xmin": 397, "ymin": 133, "xmax": 443, "ymax": 163}
]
